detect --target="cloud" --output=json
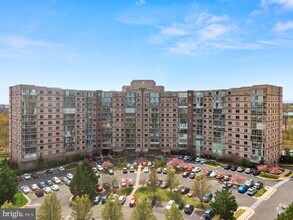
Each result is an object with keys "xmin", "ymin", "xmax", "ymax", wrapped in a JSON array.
[
  {"xmin": 160, "ymin": 26, "xmax": 187, "ymax": 36},
  {"xmin": 136, "ymin": 0, "xmax": 146, "ymax": 6},
  {"xmin": 0, "ymin": 35, "xmax": 60, "ymax": 48},
  {"xmin": 274, "ymin": 21, "xmax": 293, "ymax": 31},
  {"xmin": 261, "ymin": 0, "xmax": 293, "ymax": 9},
  {"xmin": 199, "ymin": 23, "xmax": 236, "ymax": 40}
]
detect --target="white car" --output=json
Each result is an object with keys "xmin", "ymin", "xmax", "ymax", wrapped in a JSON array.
[
  {"xmin": 119, "ymin": 196, "xmax": 126, "ymax": 205},
  {"xmin": 51, "ymin": 184, "xmax": 60, "ymax": 191},
  {"xmin": 43, "ymin": 186, "xmax": 52, "ymax": 194},
  {"xmin": 23, "ymin": 173, "xmax": 31, "ymax": 180},
  {"xmin": 97, "ymin": 165, "xmax": 103, "ymax": 171},
  {"xmin": 66, "ymin": 173, "xmax": 73, "ymax": 180},
  {"xmin": 209, "ymin": 171, "xmax": 218, "ymax": 178},
  {"xmin": 31, "ymin": 184, "xmax": 39, "ymax": 191},
  {"xmin": 147, "ymin": 161, "xmax": 152, "ymax": 166},
  {"xmin": 192, "ymin": 167, "xmax": 201, "ymax": 173},
  {"xmin": 21, "ymin": 185, "xmax": 31, "ymax": 194},
  {"xmin": 121, "ymin": 178, "xmax": 127, "ymax": 187},
  {"xmin": 143, "ymin": 167, "xmax": 149, "ymax": 173},
  {"xmin": 165, "ymin": 200, "xmax": 175, "ymax": 210},
  {"xmin": 57, "ymin": 166, "xmax": 65, "ymax": 172},
  {"xmin": 52, "ymin": 176, "xmax": 61, "ymax": 184},
  {"xmin": 128, "ymin": 178, "xmax": 134, "ymax": 186},
  {"xmin": 92, "ymin": 167, "xmax": 98, "ymax": 173}
]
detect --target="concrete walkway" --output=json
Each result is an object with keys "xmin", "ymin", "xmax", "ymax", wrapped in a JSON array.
[
  {"xmin": 128, "ymin": 164, "xmax": 142, "ymax": 199},
  {"xmin": 237, "ymin": 207, "xmax": 255, "ymax": 220}
]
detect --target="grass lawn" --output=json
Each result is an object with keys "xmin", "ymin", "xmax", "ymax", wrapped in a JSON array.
[
  {"xmin": 255, "ymin": 188, "xmax": 267, "ymax": 198},
  {"xmin": 234, "ymin": 209, "xmax": 245, "ymax": 219},
  {"xmin": 285, "ymin": 171, "xmax": 292, "ymax": 177},
  {"xmin": 259, "ymin": 173, "xmax": 279, "ymax": 179},
  {"xmin": 134, "ymin": 187, "xmax": 210, "ymax": 209},
  {"xmin": 113, "ymin": 186, "xmax": 134, "ymax": 196},
  {"xmin": 12, "ymin": 191, "xmax": 28, "ymax": 207}
]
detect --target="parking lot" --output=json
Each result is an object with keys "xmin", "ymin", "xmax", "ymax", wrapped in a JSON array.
[{"xmin": 19, "ymin": 157, "xmax": 281, "ymax": 220}]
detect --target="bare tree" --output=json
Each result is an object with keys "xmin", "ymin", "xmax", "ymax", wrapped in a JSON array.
[{"xmin": 192, "ymin": 175, "xmax": 211, "ymax": 208}]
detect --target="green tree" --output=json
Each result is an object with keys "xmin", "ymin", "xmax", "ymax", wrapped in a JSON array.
[
  {"xmin": 130, "ymin": 199, "xmax": 157, "ymax": 220},
  {"xmin": 0, "ymin": 163, "xmax": 18, "ymax": 206},
  {"xmin": 165, "ymin": 203, "xmax": 184, "ymax": 220},
  {"xmin": 192, "ymin": 175, "xmax": 211, "ymax": 209},
  {"xmin": 101, "ymin": 198, "xmax": 124, "ymax": 220},
  {"xmin": 148, "ymin": 169, "xmax": 159, "ymax": 198},
  {"xmin": 71, "ymin": 194, "xmax": 93, "ymax": 220},
  {"xmin": 241, "ymin": 158, "xmax": 250, "ymax": 167},
  {"xmin": 210, "ymin": 185, "xmax": 238, "ymax": 220},
  {"xmin": 37, "ymin": 193, "xmax": 62, "ymax": 220},
  {"xmin": 276, "ymin": 202, "xmax": 293, "ymax": 220},
  {"xmin": 1, "ymin": 201, "xmax": 14, "ymax": 208},
  {"xmin": 70, "ymin": 160, "xmax": 98, "ymax": 199},
  {"xmin": 166, "ymin": 166, "xmax": 179, "ymax": 193}
]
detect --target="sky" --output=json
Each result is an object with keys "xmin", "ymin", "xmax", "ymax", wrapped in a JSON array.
[{"xmin": 0, "ymin": 0, "xmax": 293, "ymax": 104}]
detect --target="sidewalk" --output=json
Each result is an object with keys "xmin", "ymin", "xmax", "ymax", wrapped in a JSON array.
[
  {"xmin": 127, "ymin": 164, "xmax": 142, "ymax": 199},
  {"xmin": 237, "ymin": 207, "xmax": 255, "ymax": 220}
]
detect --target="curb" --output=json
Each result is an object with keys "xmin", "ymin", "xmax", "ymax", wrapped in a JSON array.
[
  {"xmin": 236, "ymin": 206, "xmax": 255, "ymax": 220},
  {"xmin": 20, "ymin": 192, "xmax": 31, "ymax": 208}
]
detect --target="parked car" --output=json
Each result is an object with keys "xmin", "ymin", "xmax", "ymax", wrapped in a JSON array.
[
  {"xmin": 223, "ymin": 164, "xmax": 232, "ymax": 170},
  {"xmin": 101, "ymin": 194, "xmax": 109, "ymax": 204},
  {"xmin": 237, "ymin": 167, "xmax": 244, "ymax": 172},
  {"xmin": 66, "ymin": 173, "xmax": 73, "ymax": 180},
  {"xmin": 102, "ymin": 183, "xmax": 111, "ymax": 191},
  {"xmin": 223, "ymin": 175, "xmax": 231, "ymax": 181},
  {"xmin": 202, "ymin": 192, "xmax": 213, "ymax": 203},
  {"xmin": 97, "ymin": 165, "xmax": 104, "ymax": 171},
  {"xmin": 43, "ymin": 186, "xmax": 52, "ymax": 194},
  {"xmin": 216, "ymin": 173, "xmax": 224, "ymax": 179},
  {"xmin": 155, "ymin": 180, "xmax": 163, "ymax": 187},
  {"xmin": 253, "ymin": 169, "xmax": 261, "ymax": 176},
  {"xmin": 18, "ymin": 176, "xmax": 24, "ymax": 182},
  {"xmin": 45, "ymin": 169, "xmax": 54, "ymax": 175},
  {"xmin": 182, "ymin": 172, "xmax": 190, "ymax": 178},
  {"xmin": 52, "ymin": 176, "xmax": 61, "ymax": 184},
  {"xmin": 163, "ymin": 168, "xmax": 167, "ymax": 174},
  {"xmin": 108, "ymin": 169, "xmax": 114, "ymax": 175},
  {"xmin": 189, "ymin": 172, "xmax": 196, "ymax": 179},
  {"xmin": 209, "ymin": 171, "xmax": 218, "ymax": 178},
  {"xmin": 142, "ymin": 161, "xmax": 147, "ymax": 166},
  {"xmin": 143, "ymin": 167, "xmax": 149, "ymax": 173},
  {"xmin": 31, "ymin": 172, "xmax": 40, "ymax": 179},
  {"xmin": 121, "ymin": 178, "xmax": 127, "ymax": 187},
  {"xmin": 245, "ymin": 168, "xmax": 253, "ymax": 174},
  {"xmin": 204, "ymin": 170, "xmax": 212, "ymax": 176},
  {"xmin": 122, "ymin": 168, "xmax": 128, "ymax": 174},
  {"xmin": 247, "ymin": 187, "xmax": 257, "ymax": 196},
  {"xmin": 187, "ymin": 191, "xmax": 193, "ymax": 197},
  {"xmin": 21, "ymin": 185, "xmax": 31, "ymax": 194},
  {"xmin": 93, "ymin": 196, "xmax": 101, "ymax": 205},
  {"xmin": 128, "ymin": 178, "xmax": 134, "ymax": 186},
  {"xmin": 230, "ymin": 166, "xmax": 237, "ymax": 171},
  {"xmin": 156, "ymin": 168, "xmax": 162, "ymax": 173},
  {"xmin": 51, "ymin": 184, "xmax": 60, "ymax": 191},
  {"xmin": 238, "ymin": 185, "xmax": 248, "ymax": 193},
  {"xmin": 35, "ymin": 189, "xmax": 44, "ymax": 197},
  {"xmin": 23, "ymin": 173, "xmax": 31, "ymax": 180},
  {"xmin": 129, "ymin": 166, "xmax": 135, "ymax": 173},
  {"xmin": 38, "ymin": 181, "xmax": 46, "ymax": 188},
  {"xmin": 112, "ymin": 181, "xmax": 119, "ymax": 189},
  {"xmin": 203, "ymin": 209, "xmax": 215, "ymax": 220},
  {"xmin": 173, "ymin": 185, "xmax": 184, "ymax": 193},
  {"xmin": 45, "ymin": 180, "xmax": 53, "ymax": 186},
  {"xmin": 160, "ymin": 181, "xmax": 169, "ymax": 189},
  {"xmin": 166, "ymin": 200, "xmax": 176, "ymax": 210},
  {"xmin": 222, "ymin": 181, "xmax": 233, "ymax": 189},
  {"xmin": 119, "ymin": 196, "xmax": 127, "ymax": 205},
  {"xmin": 180, "ymin": 187, "xmax": 190, "ymax": 195},
  {"xmin": 129, "ymin": 198, "xmax": 137, "ymax": 207},
  {"xmin": 92, "ymin": 167, "xmax": 98, "ymax": 173},
  {"xmin": 245, "ymin": 179, "xmax": 254, "ymax": 187},
  {"xmin": 31, "ymin": 184, "xmax": 39, "ymax": 191},
  {"xmin": 254, "ymin": 181, "xmax": 264, "ymax": 189},
  {"xmin": 184, "ymin": 204, "xmax": 194, "ymax": 215},
  {"xmin": 57, "ymin": 166, "xmax": 65, "ymax": 172},
  {"xmin": 192, "ymin": 167, "xmax": 201, "ymax": 173},
  {"xmin": 65, "ymin": 180, "xmax": 71, "ymax": 186}
]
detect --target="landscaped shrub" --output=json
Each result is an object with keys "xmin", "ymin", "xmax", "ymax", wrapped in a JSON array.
[
  {"xmin": 257, "ymin": 165, "xmax": 268, "ymax": 172},
  {"xmin": 269, "ymin": 167, "xmax": 283, "ymax": 175},
  {"xmin": 259, "ymin": 173, "xmax": 279, "ymax": 179},
  {"xmin": 285, "ymin": 171, "xmax": 292, "ymax": 177}
]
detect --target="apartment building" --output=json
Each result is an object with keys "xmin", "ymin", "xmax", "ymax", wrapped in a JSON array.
[{"xmin": 9, "ymin": 80, "xmax": 282, "ymax": 170}]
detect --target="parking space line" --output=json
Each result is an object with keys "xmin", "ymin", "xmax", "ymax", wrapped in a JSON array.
[{"xmin": 189, "ymin": 209, "xmax": 196, "ymax": 217}]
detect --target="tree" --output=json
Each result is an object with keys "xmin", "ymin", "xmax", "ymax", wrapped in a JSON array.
[
  {"xmin": 269, "ymin": 167, "xmax": 282, "ymax": 175},
  {"xmin": 192, "ymin": 175, "xmax": 211, "ymax": 208},
  {"xmin": 1, "ymin": 201, "xmax": 14, "ymax": 208},
  {"xmin": 102, "ymin": 160, "xmax": 113, "ymax": 169},
  {"xmin": 276, "ymin": 202, "xmax": 293, "ymax": 220},
  {"xmin": 166, "ymin": 166, "xmax": 179, "ymax": 192},
  {"xmin": 240, "ymin": 158, "xmax": 250, "ymax": 167},
  {"xmin": 0, "ymin": 163, "xmax": 18, "ymax": 206},
  {"xmin": 71, "ymin": 195, "xmax": 93, "ymax": 220},
  {"xmin": 37, "ymin": 193, "xmax": 62, "ymax": 220},
  {"xmin": 230, "ymin": 174, "xmax": 247, "ymax": 185},
  {"xmin": 167, "ymin": 158, "xmax": 185, "ymax": 168},
  {"xmin": 210, "ymin": 185, "xmax": 238, "ymax": 220},
  {"xmin": 148, "ymin": 169, "xmax": 159, "ymax": 198},
  {"xmin": 257, "ymin": 165, "xmax": 268, "ymax": 172},
  {"xmin": 130, "ymin": 199, "xmax": 157, "ymax": 220},
  {"xmin": 70, "ymin": 161, "xmax": 98, "ymax": 199},
  {"xmin": 139, "ymin": 176, "xmax": 147, "ymax": 186},
  {"xmin": 101, "ymin": 198, "xmax": 124, "ymax": 220},
  {"xmin": 165, "ymin": 203, "xmax": 184, "ymax": 220}
]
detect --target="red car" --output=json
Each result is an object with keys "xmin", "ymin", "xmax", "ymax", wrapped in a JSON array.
[
  {"xmin": 187, "ymin": 167, "xmax": 194, "ymax": 172},
  {"xmin": 182, "ymin": 172, "xmax": 190, "ymax": 178},
  {"xmin": 129, "ymin": 198, "xmax": 137, "ymax": 207},
  {"xmin": 142, "ymin": 161, "xmax": 147, "ymax": 166},
  {"xmin": 87, "ymin": 157, "xmax": 94, "ymax": 163},
  {"xmin": 18, "ymin": 176, "xmax": 24, "ymax": 182}
]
